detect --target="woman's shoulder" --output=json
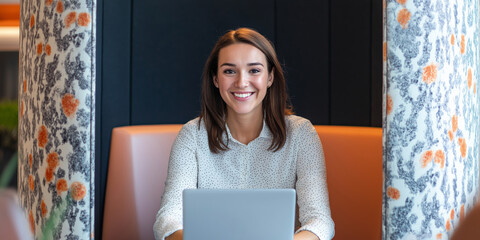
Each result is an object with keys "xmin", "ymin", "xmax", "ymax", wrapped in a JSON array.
[
  {"xmin": 285, "ymin": 114, "xmax": 314, "ymax": 131},
  {"xmin": 180, "ymin": 117, "xmax": 205, "ymax": 133},
  {"xmin": 285, "ymin": 115, "xmax": 319, "ymax": 145},
  {"xmin": 183, "ymin": 117, "xmax": 201, "ymax": 127},
  {"xmin": 174, "ymin": 117, "xmax": 207, "ymax": 145}
]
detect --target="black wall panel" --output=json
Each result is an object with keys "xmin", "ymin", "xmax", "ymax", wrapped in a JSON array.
[
  {"xmin": 371, "ymin": 0, "xmax": 383, "ymax": 127},
  {"xmin": 96, "ymin": 0, "xmax": 132, "ymax": 236},
  {"xmin": 131, "ymin": 0, "xmax": 275, "ymax": 125},
  {"xmin": 330, "ymin": 0, "xmax": 373, "ymax": 126},
  {"xmin": 276, "ymin": 0, "xmax": 330, "ymax": 124}
]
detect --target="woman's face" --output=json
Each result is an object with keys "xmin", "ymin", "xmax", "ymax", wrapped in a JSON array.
[{"xmin": 214, "ymin": 43, "xmax": 273, "ymax": 120}]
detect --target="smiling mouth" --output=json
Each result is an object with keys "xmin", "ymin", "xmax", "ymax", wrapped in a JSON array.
[{"xmin": 232, "ymin": 92, "xmax": 254, "ymax": 98}]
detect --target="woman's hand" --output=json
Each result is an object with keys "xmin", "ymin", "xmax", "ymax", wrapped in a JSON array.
[
  {"xmin": 294, "ymin": 230, "xmax": 320, "ymax": 240},
  {"xmin": 165, "ymin": 230, "xmax": 183, "ymax": 240}
]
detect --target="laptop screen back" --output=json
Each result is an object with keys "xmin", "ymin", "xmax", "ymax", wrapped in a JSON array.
[{"xmin": 183, "ymin": 189, "xmax": 296, "ymax": 240}]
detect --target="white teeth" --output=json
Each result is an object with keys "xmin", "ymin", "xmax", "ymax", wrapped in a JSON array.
[{"xmin": 233, "ymin": 93, "xmax": 253, "ymax": 98}]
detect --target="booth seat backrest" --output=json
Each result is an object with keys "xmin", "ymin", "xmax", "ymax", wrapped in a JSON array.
[
  {"xmin": 314, "ymin": 126, "xmax": 382, "ymax": 240},
  {"xmin": 103, "ymin": 125, "xmax": 182, "ymax": 240},
  {"xmin": 103, "ymin": 125, "xmax": 382, "ymax": 240}
]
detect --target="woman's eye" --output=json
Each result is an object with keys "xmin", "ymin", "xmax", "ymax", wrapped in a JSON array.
[
  {"xmin": 223, "ymin": 69, "xmax": 235, "ymax": 74},
  {"xmin": 250, "ymin": 69, "xmax": 260, "ymax": 74}
]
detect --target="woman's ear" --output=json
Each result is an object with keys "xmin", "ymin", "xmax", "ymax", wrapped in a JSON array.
[
  {"xmin": 213, "ymin": 76, "xmax": 219, "ymax": 88},
  {"xmin": 267, "ymin": 69, "xmax": 274, "ymax": 88}
]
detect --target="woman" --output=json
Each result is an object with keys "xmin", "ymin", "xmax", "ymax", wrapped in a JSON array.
[{"xmin": 153, "ymin": 28, "xmax": 334, "ymax": 240}]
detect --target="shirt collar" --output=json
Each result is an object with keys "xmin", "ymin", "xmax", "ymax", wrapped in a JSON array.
[
  {"xmin": 258, "ymin": 120, "xmax": 273, "ymax": 139},
  {"xmin": 225, "ymin": 118, "xmax": 273, "ymax": 144}
]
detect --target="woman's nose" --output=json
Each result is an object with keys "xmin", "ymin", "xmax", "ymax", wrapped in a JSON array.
[{"xmin": 235, "ymin": 72, "xmax": 249, "ymax": 88}]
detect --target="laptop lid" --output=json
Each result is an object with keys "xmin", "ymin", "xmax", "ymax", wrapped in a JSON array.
[{"xmin": 183, "ymin": 189, "xmax": 296, "ymax": 240}]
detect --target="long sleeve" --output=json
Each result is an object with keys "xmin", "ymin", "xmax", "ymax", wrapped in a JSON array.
[
  {"xmin": 294, "ymin": 120, "xmax": 335, "ymax": 240},
  {"xmin": 153, "ymin": 122, "xmax": 198, "ymax": 240}
]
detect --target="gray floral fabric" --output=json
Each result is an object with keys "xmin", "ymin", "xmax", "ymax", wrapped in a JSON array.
[
  {"xmin": 383, "ymin": 0, "xmax": 479, "ymax": 239},
  {"xmin": 18, "ymin": 0, "xmax": 95, "ymax": 239}
]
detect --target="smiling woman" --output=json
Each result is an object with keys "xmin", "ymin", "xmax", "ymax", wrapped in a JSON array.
[
  {"xmin": 154, "ymin": 28, "xmax": 335, "ymax": 240},
  {"xmin": 97, "ymin": 1, "xmax": 383, "ymax": 237}
]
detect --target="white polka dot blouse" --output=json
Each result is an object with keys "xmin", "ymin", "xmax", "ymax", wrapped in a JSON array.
[{"xmin": 153, "ymin": 115, "xmax": 335, "ymax": 240}]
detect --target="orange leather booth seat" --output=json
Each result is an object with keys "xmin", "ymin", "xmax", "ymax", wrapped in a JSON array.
[
  {"xmin": 314, "ymin": 126, "xmax": 382, "ymax": 240},
  {"xmin": 103, "ymin": 125, "xmax": 382, "ymax": 240}
]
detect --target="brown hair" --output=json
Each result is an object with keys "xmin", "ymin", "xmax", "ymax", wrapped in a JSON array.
[{"xmin": 200, "ymin": 28, "xmax": 292, "ymax": 153}]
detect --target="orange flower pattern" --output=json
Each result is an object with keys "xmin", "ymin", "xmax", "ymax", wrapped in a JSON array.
[
  {"xmin": 46, "ymin": 152, "xmax": 60, "ymax": 182},
  {"xmin": 45, "ymin": 44, "xmax": 51, "ymax": 56},
  {"xmin": 56, "ymin": 1, "xmax": 64, "ymax": 13},
  {"xmin": 61, "ymin": 94, "xmax": 80, "ymax": 117},
  {"xmin": 77, "ymin": 13, "xmax": 91, "ymax": 27},
  {"xmin": 56, "ymin": 179, "xmax": 68, "ymax": 195},
  {"xmin": 452, "ymin": 115, "xmax": 458, "ymax": 133},
  {"xmin": 38, "ymin": 125, "xmax": 48, "ymax": 148},
  {"xmin": 386, "ymin": 94, "xmax": 393, "ymax": 115},
  {"xmin": 47, "ymin": 152, "xmax": 59, "ymax": 168},
  {"xmin": 29, "ymin": 175, "xmax": 35, "ymax": 191},
  {"xmin": 45, "ymin": 167, "xmax": 54, "ymax": 182},
  {"xmin": 460, "ymin": 34, "xmax": 465, "ymax": 54},
  {"xmin": 420, "ymin": 150, "xmax": 433, "ymax": 168},
  {"xmin": 30, "ymin": 14, "xmax": 34, "ymax": 29},
  {"xmin": 434, "ymin": 150, "xmax": 445, "ymax": 169},
  {"xmin": 37, "ymin": 42, "xmax": 43, "ymax": 55},
  {"xmin": 18, "ymin": 0, "xmax": 95, "ymax": 239},
  {"xmin": 41, "ymin": 200, "xmax": 47, "ymax": 218},
  {"xmin": 70, "ymin": 182, "xmax": 87, "ymax": 201},
  {"xmin": 397, "ymin": 8, "xmax": 411, "ymax": 29},
  {"xmin": 422, "ymin": 64, "xmax": 437, "ymax": 84},
  {"xmin": 458, "ymin": 138, "xmax": 467, "ymax": 158},
  {"xmin": 65, "ymin": 12, "xmax": 77, "ymax": 28},
  {"xmin": 384, "ymin": 1, "xmax": 479, "ymax": 239},
  {"xmin": 387, "ymin": 186, "xmax": 400, "ymax": 200}
]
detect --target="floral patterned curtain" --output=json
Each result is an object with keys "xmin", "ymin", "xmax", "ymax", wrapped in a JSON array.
[
  {"xmin": 383, "ymin": 0, "xmax": 480, "ymax": 239},
  {"xmin": 18, "ymin": 0, "xmax": 95, "ymax": 239}
]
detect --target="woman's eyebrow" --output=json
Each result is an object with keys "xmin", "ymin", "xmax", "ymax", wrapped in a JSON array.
[
  {"xmin": 219, "ymin": 62, "xmax": 264, "ymax": 67},
  {"xmin": 247, "ymin": 62, "xmax": 264, "ymax": 67},
  {"xmin": 220, "ymin": 63, "xmax": 236, "ymax": 67}
]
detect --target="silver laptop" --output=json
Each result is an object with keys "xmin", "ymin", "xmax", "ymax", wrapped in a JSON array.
[{"xmin": 183, "ymin": 189, "xmax": 296, "ymax": 240}]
